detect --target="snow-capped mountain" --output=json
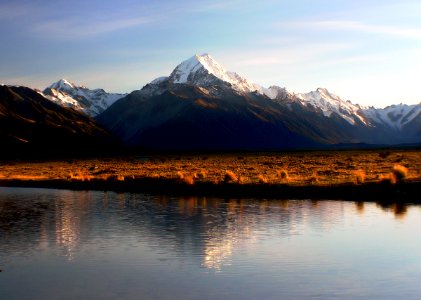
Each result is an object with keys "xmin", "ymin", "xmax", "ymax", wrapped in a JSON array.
[
  {"xmin": 294, "ymin": 88, "xmax": 367, "ymax": 125},
  {"xmin": 42, "ymin": 79, "xmax": 126, "ymax": 117},
  {"xmin": 168, "ymin": 53, "xmax": 261, "ymax": 93},
  {"xmin": 363, "ymin": 104, "xmax": 421, "ymax": 130},
  {"xmin": 135, "ymin": 53, "xmax": 266, "ymax": 99},
  {"xmin": 143, "ymin": 55, "xmax": 376, "ymax": 126},
  {"xmin": 96, "ymin": 53, "xmax": 420, "ymax": 148}
]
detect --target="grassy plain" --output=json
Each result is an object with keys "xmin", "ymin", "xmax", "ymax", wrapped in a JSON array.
[
  {"xmin": 0, "ymin": 150, "xmax": 419, "ymax": 187},
  {"xmin": 0, "ymin": 150, "xmax": 421, "ymax": 202}
]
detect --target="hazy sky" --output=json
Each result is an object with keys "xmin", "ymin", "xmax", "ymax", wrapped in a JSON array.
[{"xmin": 0, "ymin": 0, "xmax": 420, "ymax": 107}]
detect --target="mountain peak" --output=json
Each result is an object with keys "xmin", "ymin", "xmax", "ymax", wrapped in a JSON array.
[
  {"xmin": 49, "ymin": 78, "xmax": 76, "ymax": 89},
  {"xmin": 43, "ymin": 79, "xmax": 126, "ymax": 117},
  {"xmin": 170, "ymin": 53, "xmax": 224, "ymax": 84},
  {"xmin": 316, "ymin": 87, "xmax": 329, "ymax": 94},
  {"xmin": 167, "ymin": 53, "xmax": 260, "ymax": 93}
]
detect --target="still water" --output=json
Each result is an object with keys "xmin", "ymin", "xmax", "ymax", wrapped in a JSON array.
[{"xmin": 0, "ymin": 187, "xmax": 420, "ymax": 300}]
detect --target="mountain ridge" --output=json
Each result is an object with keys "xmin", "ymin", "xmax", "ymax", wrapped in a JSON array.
[
  {"xmin": 42, "ymin": 79, "xmax": 126, "ymax": 117},
  {"xmin": 96, "ymin": 53, "xmax": 420, "ymax": 149}
]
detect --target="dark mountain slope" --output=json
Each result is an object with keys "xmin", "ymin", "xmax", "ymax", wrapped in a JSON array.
[
  {"xmin": 98, "ymin": 84, "xmax": 368, "ymax": 150},
  {"xmin": 0, "ymin": 85, "xmax": 116, "ymax": 157}
]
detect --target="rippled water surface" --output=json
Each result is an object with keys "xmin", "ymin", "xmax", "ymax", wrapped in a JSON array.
[{"xmin": 1, "ymin": 187, "xmax": 421, "ymax": 299}]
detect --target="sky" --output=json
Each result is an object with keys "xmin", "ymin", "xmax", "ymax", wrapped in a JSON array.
[{"xmin": 0, "ymin": 0, "xmax": 420, "ymax": 108}]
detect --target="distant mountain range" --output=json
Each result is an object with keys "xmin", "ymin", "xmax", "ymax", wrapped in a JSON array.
[
  {"xmin": 97, "ymin": 54, "xmax": 420, "ymax": 149},
  {"xmin": 1, "ymin": 53, "xmax": 420, "ymax": 153}
]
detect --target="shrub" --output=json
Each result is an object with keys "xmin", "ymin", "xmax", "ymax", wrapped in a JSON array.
[
  {"xmin": 177, "ymin": 171, "xmax": 194, "ymax": 185},
  {"xmin": 225, "ymin": 170, "xmax": 238, "ymax": 183},
  {"xmin": 354, "ymin": 170, "xmax": 365, "ymax": 184},
  {"xmin": 378, "ymin": 173, "xmax": 396, "ymax": 185},
  {"xmin": 183, "ymin": 175, "xmax": 194, "ymax": 185},
  {"xmin": 277, "ymin": 169, "xmax": 289, "ymax": 182},
  {"xmin": 197, "ymin": 170, "xmax": 207, "ymax": 179},
  {"xmin": 69, "ymin": 169, "xmax": 93, "ymax": 181},
  {"xmin": 309, "ymin": 171, "xmax": 319, "ymax": 185},
  {"xmin": 392, "ymin": 164, "xmax": 408, "ymax": 183},
  {"xmin": 257, "ymin": 174, "xmax": 268, "ymax": 184}
]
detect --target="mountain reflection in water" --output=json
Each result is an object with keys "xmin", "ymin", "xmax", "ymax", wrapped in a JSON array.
[{"xmin": 0, "ymin": 187, "xmax": 420, "ymax": 300}]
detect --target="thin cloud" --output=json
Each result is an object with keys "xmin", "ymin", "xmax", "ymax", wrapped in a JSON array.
[
  {"xmin": 32, "ymin": 16, "xmax": 157, "ymax": 39},
  {"xmin": 231, "ymin": 42, "xmax": 354, "ymax": 68},
  {"xmin": 0, "ymin": 3, "xmax": 27, "ymax": 19},
  {"xmin": 236, "ymin": 57, "xmax": 282, "ymax": 67},
  {"xmin": 281, "ymin": 20, "xmax": 421, "ymax": 40}
]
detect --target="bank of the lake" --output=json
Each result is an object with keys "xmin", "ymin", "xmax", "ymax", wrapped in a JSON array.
[{"xmin": 0, "ymin": 177, "xmax": 420, "ymax": 202}]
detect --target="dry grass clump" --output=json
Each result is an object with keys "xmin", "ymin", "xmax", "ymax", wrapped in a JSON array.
[
  {"xmin": 378, "ymin": 173, "xmax": 396, "ymax": 184},
  {"xmin": 177, "ymin": 171, "xmax": 194, "ymax": 185},
  {"xmin": 354, "ymin": 170, "xmax": 366, "ymax": 184},
  {"xmin": 277, "ymin": 169, "xmax": 289, "ymax": 182},
  {"xmin": 182, "ymin": 175, "xmax": 194, "ymax": 185},
  {"xmin": 392, "ymin": 164, "xmax": 408, "ymax": 183},
  {"xmin": 225, "ymin": 170, "xmax": 238, "ymax": 183},
  {"xmin": 196, "ymin": 170, "xmax": 207, "ymax": 179},
  {"xmin": 116, "ymin": 175, "xmax": 125, "ymax": 181},
  {"xmin": 309, "ymin": 171, "xmax": 319, "ymax": 185},
  {"xmin": 257, "ymin": 174, "xmax": 268, "ymax": 184},
  {"xmin": 69, "ymin": 169, "xmax": 93, "ymax": 181},
  {"xmin": 377, "ymin": 164, "xmax": 408, "ymax": 185}
]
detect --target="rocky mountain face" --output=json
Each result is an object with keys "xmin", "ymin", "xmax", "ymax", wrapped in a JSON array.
[
  {"xmin": 97, "ymin": 54, "xmax": 421, "ymax": 150},
  {"xmin": 0, "ymin": 85, "xmax": 116, "ymax": 156},
  {"xmin": 42, "ymin": 79, "xmax": 126, "ymax": 117}
]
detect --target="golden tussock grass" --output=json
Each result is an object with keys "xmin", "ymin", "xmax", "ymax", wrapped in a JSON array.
[
  {"xmin": 354, "ymin": 170, "xmax": 366, "ymax": 184},
  {"xmin": 0, "ymin": 150, "xmax": 419, "ymax": 187},
  {"xmin": 177, "ymin": 171, "xmax": 194, "ymax": 185},
  {"xmin": 378, "ymin": 173, "xmax": 396, "ymax": 184},
  {"xmin": 257, "ymin": 174, "xmax": 268, "ymax": 184},
  {"xmin": 392, "ymin": 164, "xmax": 408, "ymax": 183},
  {"xmin": 225, "ymin": 170, "xmax": 238, "ymax": 183},
  {"xmin": 309, "ymin": 171, "xmax": 319, "ymax": 185},
  {"xmin": 377, "ymin": 164, "xmax": 409, "ymax": 185},
  {"xmin": 276, "ymin": 169, "xmax": 289, "ymax": 182},
  {"xmin": 69, "ymin": 169, "xmax": 94, "ymax": 181}
]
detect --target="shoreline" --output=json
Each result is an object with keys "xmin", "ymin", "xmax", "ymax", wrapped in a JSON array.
[{"xmin": 0, "ymin": 178, "xmax": 419, "ymax": 203}]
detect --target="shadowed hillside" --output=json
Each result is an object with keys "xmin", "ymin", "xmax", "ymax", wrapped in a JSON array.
[{"xmin": 0, "ymin": 85, "xmax": 118, "ymax": 157}]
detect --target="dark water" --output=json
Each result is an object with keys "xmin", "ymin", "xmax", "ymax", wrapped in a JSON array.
[{"xmin": 0, "ymin": 187, "xmax": 420, "ymax": 300}]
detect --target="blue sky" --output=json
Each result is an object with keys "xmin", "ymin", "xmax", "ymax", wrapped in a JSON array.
[{"xmin": 0, "ymin": 0, "xmax": 420, "ymax": 107}]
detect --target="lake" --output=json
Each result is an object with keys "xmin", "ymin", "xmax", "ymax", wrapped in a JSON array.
[{"xmin": 0, "ymin": 187, "xmax": 420, "ymax": 299}]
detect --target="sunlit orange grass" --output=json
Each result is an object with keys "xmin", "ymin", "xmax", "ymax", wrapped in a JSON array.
[
  {"xmin": 377, "ymin": 164, "xmax": 409, "ymax": 185},
  {"xmin": 177, "ymin": 171, "xmax": 195, "ymax": 185},
  {"xmin": 0, "ymin": 150, "xmax": 419, "ymax": 187},
  {"xmin": 392, "ymin": 164, "xmax": 408, "ymax": 183},
  {"xmin": 276, "ymin": 169, "xmax": 289, "ymax": 182},
  {"xmin": 257, "ymin": 174, "xmax": 268, "ymax": 184},
  {"xmin": 354, "ymin": 170, "xmax": 366, "ymax": 184},
  {"xmin": 6, "ymin": 175, "xmax": 50, "ymax": 180},
  {"xmin": 224, "ymin": 170, "xmax": 238, "ymax": 183},
  {"xmin": 68, "ymin": 169, "xmax": 94, "ymax": 181}
]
